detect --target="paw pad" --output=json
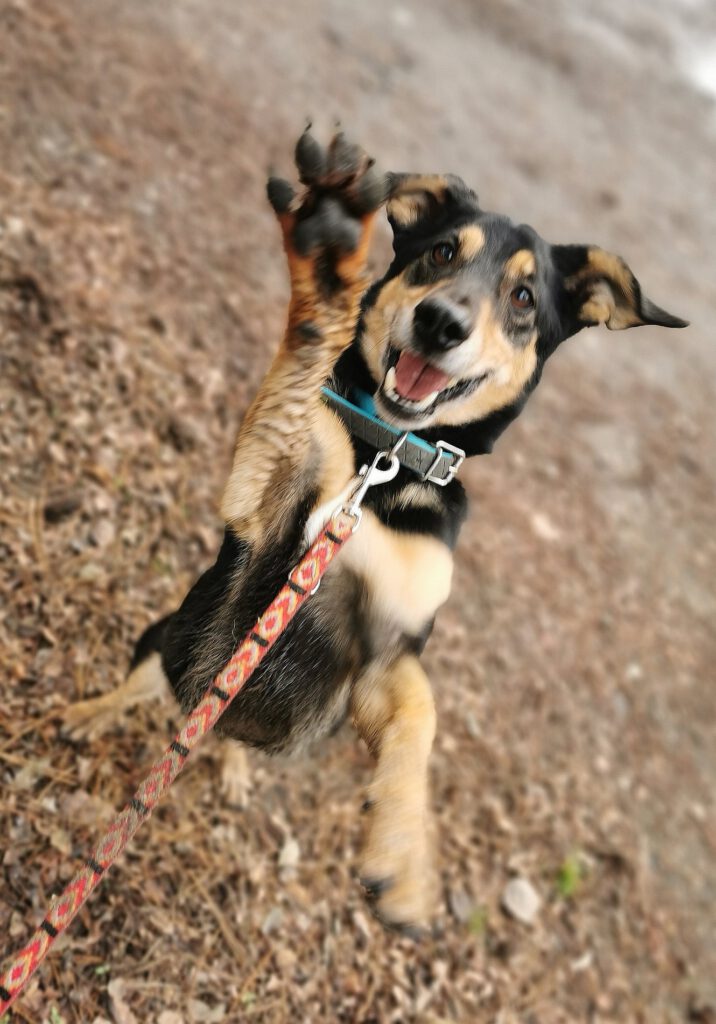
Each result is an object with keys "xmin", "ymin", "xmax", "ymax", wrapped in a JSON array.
[{"xmin": 267, "ymin": 127, "xmax": 389, "ymax": 259}]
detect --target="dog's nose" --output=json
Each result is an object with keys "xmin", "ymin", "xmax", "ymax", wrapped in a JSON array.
[{"xmin": 414, "ymin": 298, "xmax": 470, "ymax": 352}]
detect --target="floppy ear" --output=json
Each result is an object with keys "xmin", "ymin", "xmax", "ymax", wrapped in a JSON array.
[
  {"xmin": 553, "ymin": 244, "xmax": 688, "ymax": 335},
  {"xmin": 386, "ymin": 172, "xmax": 479, "ymax": 251}
]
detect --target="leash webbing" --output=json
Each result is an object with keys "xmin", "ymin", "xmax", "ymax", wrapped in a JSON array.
[{"xmin": 0, "ymin": 511, "xmax": 356, "ymax": 1016}]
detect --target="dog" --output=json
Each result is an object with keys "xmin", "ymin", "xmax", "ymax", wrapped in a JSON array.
[{"xmin": 64, "ymin": 128, "xmax": 687, "ymax": 931}]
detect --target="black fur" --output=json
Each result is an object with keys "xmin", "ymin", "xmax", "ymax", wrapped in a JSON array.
[{"xmin": 149, "ymin": 467, "xmax": 454, "ymax": 753}]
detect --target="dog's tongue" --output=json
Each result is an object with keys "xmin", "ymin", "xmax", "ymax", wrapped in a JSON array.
[{"xmin": 394, "ymin": 351, "xmax": 450, "ymax": 401}]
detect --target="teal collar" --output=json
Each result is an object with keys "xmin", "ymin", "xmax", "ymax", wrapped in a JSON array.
[{"xmin": 321, "ymin": 386, "xmax": 465, "ymax": 486}]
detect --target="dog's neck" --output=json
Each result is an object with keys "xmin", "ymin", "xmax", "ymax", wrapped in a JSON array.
[{"xmin": 332, "ymin": 341, "xmax": 530, "ymax": 458}]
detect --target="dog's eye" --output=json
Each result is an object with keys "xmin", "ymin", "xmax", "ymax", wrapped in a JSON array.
[
  {"xmin": 510, "ymin": 285, "xmax": 534, "ymax": 311},
  {"xmin": 431, "ymin": 242, "xmax": 455, "ymax": 267}
]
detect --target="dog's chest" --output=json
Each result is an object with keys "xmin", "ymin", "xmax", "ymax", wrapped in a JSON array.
[
  {"xmin": 359, "ymin": 514, "xmax": 453, "ymax": 635},
  {"xmin": 310, "ymin": 503, "xmax": 454, "ymax": 638},
  {"xmin": 303, "ymin": 410, "xmax": 455, "ymax": 638}
]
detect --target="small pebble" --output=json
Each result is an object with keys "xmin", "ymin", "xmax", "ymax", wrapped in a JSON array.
[
  {"xmin": 278, "ymin": 836, "xmax": 300, "ymax": 870},
  {"xmin": 260, "ymin": 906, "xmax": 284, "ymax": 935},
  {"xmin": 351, "ymin": 909, "xmax": 372, "ymax": 941},
  {"xmin": 624, "ymin": 661, "xmax": 643, "ymax": 682},
  {"xmin": 465, "ymin": 711, "xmax": 481, "ymax": 739},
  {"xmin": 530, "ymin": 511, "xmax": 561, "ymax": 542},
  {"xmin": 187, "ymin": 999, "xmax": 225, "ymax": 1023},
  {"xmin": 447, "ymin": 886, "xmax": 473, "ymax": 923},
  {"xmin": 501, "ymin": 877, "xmax": 541, "ymax": 925},
  {"xmin": 690, "ymin": 802, "xmax": 707, "ymax": 823},
  {"xmin": 157, "ymin": 1013, "xmax": 185, "ymax": 1024},
  {"xmin": 570, "ymin": 950, "xmax": 594, "ymax": 973},
  {"xmin": 275, "ymin": 947, "xmax": 297, "ymax": 972},
  {"xmin": 90, "ymin": 517, "xmax": 115, "ymax": 547}
]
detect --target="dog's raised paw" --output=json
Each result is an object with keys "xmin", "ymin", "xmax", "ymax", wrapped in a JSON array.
[
  {"xmin": 290, "ymin": 127, "xmax": 386, "ymax": 258},
  {"xmin": 267, "ymin": 127, "xmax": 389, "ymax": 275}
]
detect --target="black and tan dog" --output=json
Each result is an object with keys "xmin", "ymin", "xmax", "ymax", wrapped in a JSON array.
[{"xmin": 64, "ymin": 129, "xmax": 686, "ymax": 930}]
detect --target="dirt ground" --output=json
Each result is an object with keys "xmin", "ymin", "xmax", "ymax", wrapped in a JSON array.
[{"xmin": 1, "ymin": 1, "xmax": 715, "ymax": 1021}]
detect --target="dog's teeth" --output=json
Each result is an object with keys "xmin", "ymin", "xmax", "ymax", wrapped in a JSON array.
[
  {"xmin": 381, "ymin": 372, "xmax": 437, "ymax": 412},
  {"xmin": 383, "ymin": 367, "xmax": 400, "ymax": 402},
  {"xmin": 411, "ymin": 391, "xmax": 438, "ymax": 411}
]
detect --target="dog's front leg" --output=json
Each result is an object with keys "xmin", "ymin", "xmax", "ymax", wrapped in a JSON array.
[
  {"xmin": 352, "ymin": 654, "xmax": 437, "ymax": 932},
  {"xmin": 221, "ymin": 130, "xmax": 388, "ymax": 544}
]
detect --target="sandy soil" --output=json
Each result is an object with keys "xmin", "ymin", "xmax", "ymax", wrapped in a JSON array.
[{"xmin": 1, "ymin": 1, "xmax": 715, "ymax": 1021}]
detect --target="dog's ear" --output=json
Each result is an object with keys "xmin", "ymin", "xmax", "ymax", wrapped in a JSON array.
[
  {"xmin": 552, "ymin": 244, "xmax": 688, "ymax": 337},
  {"xmin": 386, "ymin": 173, "xmax": 479, "ymax": 251}
]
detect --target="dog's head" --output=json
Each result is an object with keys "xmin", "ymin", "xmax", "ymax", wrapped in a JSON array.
[{"xmin": 354, "ymin": 172, "xmax": 687, "ymax": 454}]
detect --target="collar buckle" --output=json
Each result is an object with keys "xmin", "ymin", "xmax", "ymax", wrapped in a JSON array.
[{"xmin": 423, "ymin": 440, "xmax": 466, "ymax": 486}]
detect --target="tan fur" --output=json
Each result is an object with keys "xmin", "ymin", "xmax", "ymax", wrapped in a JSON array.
[
  {"xmin": 314, "ymin": 403, "xmax": 356, "ymax": 506},
  {"xmin": 580, "ymin": 280, "xmax": 622, "ymax": 328},
  {"xmin": 343, "ymin": 510, "xmax": 453, "ymax": 634},
  {"xmin": 504, "ymin": 248, "xmax": 536, "ymax": 279},
  {"xmin": 584, "ymin": 247, "xmax": 634, "ymax": 295},
  {"xmin": 435, "ymin": 299, "xmax": 538, "ymax": 426},
  {"xmin": 352, "ymin": 654, "xmax": 437, "ymax": 925},
  {"xmin": 566, "ymin": 246, "xmax": 642, "ymax": 330},
  {"xmin": 458, "ymin": 224, "xmax": 486, "ymax": 261},
  {"xmin": 62, "ymin": 652, "xmax": 168, "ymax": 740},
  {"xmin": 387, "ymin": 174, "xmax": 450, "ymax": 227},
  {"xmin": 386, "ymin": 480, "xmax": 444, "ymax": 515},
  {"xmin": 219, "ymin": 741, "xmax": 252, "ymax": 807},
  {"xmin": 360, "ymin": 274, "xmax": 436, "ymax": 383}
]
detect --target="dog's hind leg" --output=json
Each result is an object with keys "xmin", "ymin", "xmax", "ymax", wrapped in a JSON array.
[
  {"xmin": 62, "ymin": 615, "xmax": 173, "ymax": 741},
  {"xmin": 218, "ymin": 741, "xmax": 252, "ymax": 807},
  {"xmin": 64, "ymin": 614, "xmax": 254, "ymax": 801},
  {"xmin": 352, "ymin": 654, "xmax": 437, "ymax": 932}
]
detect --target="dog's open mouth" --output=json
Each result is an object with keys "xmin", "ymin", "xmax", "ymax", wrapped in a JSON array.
[{"xmin": 378, "ymin": 347, "xmax": 487, "ymax": 418}]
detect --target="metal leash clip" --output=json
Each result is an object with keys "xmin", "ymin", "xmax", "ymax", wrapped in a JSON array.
[{"xmin": 341, "ymin": 432, "xmax": 408, "ymax": 531}]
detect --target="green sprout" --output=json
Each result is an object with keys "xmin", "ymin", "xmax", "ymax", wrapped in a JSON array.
[
  {"xmin": 468, "ymin": 905, "xmax": 488, "ymax": 936},
  {"xmin": 557, "ymin": 852, "xmax": 584, "ymax": 899}
]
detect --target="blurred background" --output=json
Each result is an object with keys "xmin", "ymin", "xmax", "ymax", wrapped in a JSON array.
[{"xmin": 1, "ymin": 1, "xmax": 714, "ymax": 1021}]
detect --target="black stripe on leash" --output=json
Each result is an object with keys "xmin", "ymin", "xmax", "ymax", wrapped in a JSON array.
[
  {"xmin": 86, "ymin": 857, "xmax": 105, "ymax": 876},
  {"xmin": 325, "ymin": 530, "xmax": 343, "ymax": 545},
  {"xmin": 170, "ymin": 740, "xmax": 190, "ymax": 758},
  {"xmin": 211, "ymin": 685, "xmax": 229, "ymax": 702},
  {"xmin": 250, "ymin": 631, "xmax": 269, "ymax": 648},
  {"xmin": 130, "ymin": 798, "xmax": 148, "ymax": 817},
  {"xmin": 40, "ymin": 919, "xmax": 58, "ymax": 938},
  {"xmin": 287, "ymin": 579, "xmax": 307, "ymax": 595},
  {"xmin": 0, "ymin": 984, "xmax": 12, "ymax": 1002}
]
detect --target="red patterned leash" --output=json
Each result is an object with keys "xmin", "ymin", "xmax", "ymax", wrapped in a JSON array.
[
  {"xmin": 0, "ymin": 471, "xmax": 390, "ymax": 1017},
  {"xmin": 0, "ymin": 511, "xmax": 356, "ymax": 1014}
]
